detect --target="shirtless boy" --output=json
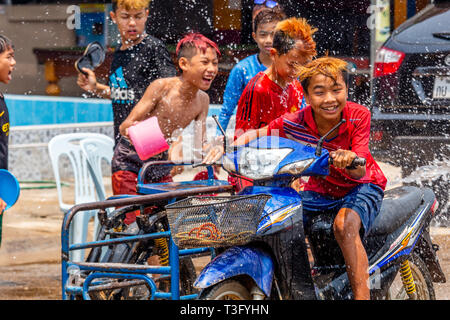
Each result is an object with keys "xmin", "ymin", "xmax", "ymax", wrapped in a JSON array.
[{"xmin": 120, "ymin": 32, "xmax": 220, "ymax": 178}]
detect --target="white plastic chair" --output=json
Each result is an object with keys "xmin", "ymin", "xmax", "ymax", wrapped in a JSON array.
[
  {"xmin": 80, "ymin": 135, "xmax": 114, "ymax": 262},
  {"xmin": 48, "ymin": 133, "xmax": 112, "ymax": 262},
  {"xmin": 80, "ymin": 136, "xmax": 114, "ymax": 202}
]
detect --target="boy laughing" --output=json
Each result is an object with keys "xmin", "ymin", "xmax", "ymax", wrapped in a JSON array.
[
  {"xmin": 205, "ymin": 57, "xmax": 387, "ymax": 300},
  {"xmin": 119, "ymin": 33, "xmax": 221, "ymax": 224}
]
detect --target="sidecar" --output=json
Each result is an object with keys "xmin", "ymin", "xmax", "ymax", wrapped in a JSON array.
[{"xmin": 61, "ymin": 161, "xmax": 233, "ymax": 300}]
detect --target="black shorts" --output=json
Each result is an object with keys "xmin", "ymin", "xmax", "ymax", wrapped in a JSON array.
[{"xmin": 111, "ymin": 136, "xmax": 171, "ymax": 183}]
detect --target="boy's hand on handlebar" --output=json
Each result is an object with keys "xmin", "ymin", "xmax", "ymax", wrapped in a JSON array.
[{"xmin": 329, "ymin": 149, "xmax": 358, "ymax": 169}]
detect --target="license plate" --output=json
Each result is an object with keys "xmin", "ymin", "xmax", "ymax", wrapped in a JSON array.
[{"xmin": 432, "ymin": 76, "xmax": 450, "ymax": 99}]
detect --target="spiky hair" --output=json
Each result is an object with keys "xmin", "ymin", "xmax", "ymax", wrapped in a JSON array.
[
  {"xmin": 297, "ymin": 56, "xmax": 349, "ymax": 94},
  {"xmin": 0, "ymin": 35, "xmax": 13, "ymax": 54},
  {"xmin": 112, "ymin": 0, "xmax": 150, "ymax": 12},
  {"xmin": 176, "ymin": 32, "xmax": 221, "ymax": 60},
  {"xmin": 272, "ymin": 17, "xmax": 317, "ymax": 58}
]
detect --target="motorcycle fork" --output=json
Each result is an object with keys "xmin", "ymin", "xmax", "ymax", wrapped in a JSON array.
[{"xmin": 399, "ymin": 260, "xmax": 417, "ymax": 300}]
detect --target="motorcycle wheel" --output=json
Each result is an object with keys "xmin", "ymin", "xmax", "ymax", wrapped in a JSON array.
[
  {"xmin": 198, "ymin": 279, "xmax": 252, "ymax": 300},
  {"xmin": 386, "ymin": 252, "xmax": 435, "ymax": 300}
]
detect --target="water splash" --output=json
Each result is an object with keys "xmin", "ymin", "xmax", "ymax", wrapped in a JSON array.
[{"xmin": 402, "ymin": 158, "xmax": 450, "ymax": 227}]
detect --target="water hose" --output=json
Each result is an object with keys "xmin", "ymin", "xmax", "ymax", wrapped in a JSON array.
[{"xmin": 18, "ymin": 180, "xmax": 70, "ymax": 190}]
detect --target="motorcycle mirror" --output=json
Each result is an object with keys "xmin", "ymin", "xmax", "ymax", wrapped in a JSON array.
[
  {"xmin": 212, "ymin": 115, "xmax": 227, "ymax": 153},
  {"xmin": 315, "ymin": 119, "xmax": 346, "ymax": 157}
]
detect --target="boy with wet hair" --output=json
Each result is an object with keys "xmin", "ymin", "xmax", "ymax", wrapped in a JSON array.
[
  {"xmin": 0, "ymin": 35, "xmax": 14, "ymax": 172},
  {"xmin": 274, "ymin": 57, "xmax": 386, "ymax": 299},
  {"xmin": 77, "ymin": 0, "xmax": 176, "ymax": 205},
  {"xmin": 205, "ymin": 57, "xmax": 387, "ymax": 300},
  {"xmin": 119, "ymin": 33, "xmax": 220, "ymax": 222},
  {"xmin": 234, "ymin": 17, "xmax": 317, "ymax": 139},
  {"xmin": 217, "ymin": 7, "xmax": 286, "ymax": 134},
  {"xmin": 230, "ymin": 17, "xmax": 316, "ymax": 191},
  {"xmin": 0, "ymin": 35, "xmax": 16, "ymax": 227},
  {"xmin": 120, "ymin": 32, "xmax": 220, "ymax": 145}
]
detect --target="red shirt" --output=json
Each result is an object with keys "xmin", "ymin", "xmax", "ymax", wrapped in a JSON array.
[
  {"xmin": 267, "ymin": 101, "xmax": 387, "ymax": 198},
  {"xmin": 235, "ymin": 72, "xmax": 304, "ymax": 139}
]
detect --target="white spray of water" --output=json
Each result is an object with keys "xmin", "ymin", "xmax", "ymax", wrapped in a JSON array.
[{"xmin": 402, "ymin": 157, "xmax": 450, "ymax": 227}]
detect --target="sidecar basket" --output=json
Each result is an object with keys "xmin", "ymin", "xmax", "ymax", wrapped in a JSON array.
[{"xmin": 166, "ymin": 194, "xmax": 271, "ymax": 249}]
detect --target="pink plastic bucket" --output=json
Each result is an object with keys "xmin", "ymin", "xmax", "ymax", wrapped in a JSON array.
[{"xmin": 128, "ymin": 116, "xmax": 169, "ymax": 160}]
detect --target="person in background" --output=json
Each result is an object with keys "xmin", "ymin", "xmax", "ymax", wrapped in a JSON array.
[
  {"xmin": 0, "ymin": 34, "xmax": 16, "ymax": 243},
  {"xmin": 76, "ymin": 0, "xmax": 176, "ymax": 203},
  {"xmin": 217, "ymin": 7, "xmax": 286, "ymax": 134},
  {"xmin": 119, "ymin": 33, "xmax": 221, "ymax": 224},
  {"xmin": 204, "ymin": 57, "xmax": 387, "ymax": 300}
]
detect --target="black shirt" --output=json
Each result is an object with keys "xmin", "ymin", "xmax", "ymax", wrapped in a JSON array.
[
  {"xmin": 0, "ymin": 93, "xmax": 9, "ymax": 170},
  {"xmin": 108, "ymin": 34, "xmax": 176, "ymax": 176},
  {"xmin": 108, "ymin": 34, "xmax": 176, "ymax": 145}
]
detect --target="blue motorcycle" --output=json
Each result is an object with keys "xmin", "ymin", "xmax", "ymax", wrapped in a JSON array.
[{"xmin": 185, "ymin": 119, "xmax": 446, "ymax": 300}]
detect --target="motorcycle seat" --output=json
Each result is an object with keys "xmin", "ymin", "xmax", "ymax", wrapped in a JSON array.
[{"xmin": 368, "ymin": 186, "xmax": 423, "ymax": 236}]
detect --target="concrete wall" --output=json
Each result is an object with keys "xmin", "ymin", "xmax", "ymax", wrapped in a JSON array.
[
  {"xmin": 9, "ymin": 122, "xmax": 114, "ymax": 181},
  {"xmin": 8, "ymin": 114, "xmax": 234, "ymax": 182},
  {"xmin": 0, "ymin": 4, "xmax": 85, "ymax": 97}
]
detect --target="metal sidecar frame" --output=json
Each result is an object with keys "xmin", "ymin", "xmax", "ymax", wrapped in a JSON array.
[{"xmin": 61, "ymin": 161, "xmax": 234, "ymax": 300}]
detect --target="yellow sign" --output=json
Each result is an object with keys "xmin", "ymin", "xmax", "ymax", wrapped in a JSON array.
[{"xmin": 376, "ymin": 0, "xmax": 391, "ymax": 43}]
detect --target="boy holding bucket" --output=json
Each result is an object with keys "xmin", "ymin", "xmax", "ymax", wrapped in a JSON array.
[
  {"xmin": 0, "ymin": 34, "xmax": 17, "ymax": 243},
  {"xmin": 120, "ymin": 33, "xmax": 220, "ymax": 186},
  {"xmin": 76, "ymin": 0, "xmax": 177, "ymax": 203},
  {"xmin": 120, "ymin": 32, "xmax": 220, "ymax": 156}
]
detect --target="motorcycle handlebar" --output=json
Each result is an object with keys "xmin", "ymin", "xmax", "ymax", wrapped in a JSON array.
[{"xmin": 329, "ymin": 156, "xmax": 366, "ymax": 170}]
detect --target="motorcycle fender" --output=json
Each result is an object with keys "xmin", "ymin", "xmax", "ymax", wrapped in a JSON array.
[
  {"xmin": 194, "ymin": 246, "xmax": 274, "ymax": 296},
  {"xmin": 417, "ymin": 231, "xmax": 446, "ymax": 283}
]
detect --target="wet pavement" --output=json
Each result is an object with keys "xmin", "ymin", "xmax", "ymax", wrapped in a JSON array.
[{"xmin": 0, "ymin": 165, "xmax": 449, "ymax": 300}]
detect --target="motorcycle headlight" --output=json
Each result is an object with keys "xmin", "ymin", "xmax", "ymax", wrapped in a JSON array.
[
  {"xmin": 239, "ymin": 148, "xmax": 292, "ymax": 180},
  {"xmin": 277, "ymin": 158, "xmax": 314, "ymax": 175}
]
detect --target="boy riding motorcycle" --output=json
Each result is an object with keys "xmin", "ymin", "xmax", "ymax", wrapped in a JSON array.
[{"xmin": 204, "ymin": 56, "xmax": 387, "ymax": 300}]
